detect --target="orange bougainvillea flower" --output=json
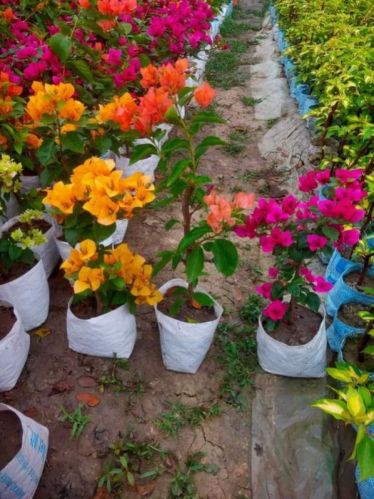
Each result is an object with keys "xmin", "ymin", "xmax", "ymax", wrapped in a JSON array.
[
  {"xmin": 0, "ymin": 72, "xmax": 22, "ymax": 97},
  {"xmin": 78, "ymin": 239, "xmax": 98, "ymax": 261},
  {"xmin": 1, "ymin": 7, "xmax": 15, "ymax": 22},
  {"xmin": 232, "ymin": 192, "xmax": 256, "ymax": 209},
  {"xmin": 194, "ymin": 82, "xmax": 216, "ymax": 108},
  {"xmin": 134, "ymin": 88, "xmax": 172, "ymax": 135},
  {"xmin": 25, "ymin": 133, "xmax": 43, "ymax": 149},
  {"xmin": 0, "ymin": 134, "xmax": 8, "ymax": 148},
  {"xmin": 97, "ymin": 0, "xmax": 137, "ymax": 16},
  {"xmin": 140, "ymin": 64, "xmax": 159, "ymax": 89},
  {"xmin": 97, "ymin": 92, "xmax": 138, "ymax": 131},
  {"xmin": 158, "ymin": 59, "xmax": 188, "ymax": 95},
  {"xmin": 74, "ymin": 266, "xmax": 105, "ymax": 294},
  {"xmin": 83, "ymin": 195, "xmax": 120, "ymax": 226},
  {"xmin": 78, "ymin": 0, "xmax": 91, "ymax": 8},
  {"xmin": 61, "ymin": 240, "xmax": 97, "ymax": 277},
  {"xmin": 58, "ymin": 99, "xmax": 85, "ymax": 121},
  {"xmin": 42, "ymin": 181, "xmax": 76, "ymax": 215},
  {"xmin": 60, "ymin": 123, "xmax": 78, "ymax": 134},
  {"xmin": 204, "ymin": 190, "xmax": 235, "ymax": 233}
]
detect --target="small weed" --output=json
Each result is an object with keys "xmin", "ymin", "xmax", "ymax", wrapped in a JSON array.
[
  {"xmin": 220, "ymin": 17, "xmax": 257, "ymax": 37},
  {"xmin": 242, "ymin": 96, "xmax": 262, "ymax": 107},
  {"xmin": 59, "ymin": 404, "xmax": 91, "ymax": 439},
  {"xmin": 236, "ymin": 169, "xmax": 259, "ymax": 182},
  {"xmin": 99, "ymin": 357, "xmax": 129, "ymax": 392},
  {"xmin": 169, "ymin": 452, "xmax": 219, "ymax": 499},
  {"xmin": 224, "ymin": 130, "xmax": 248, "ymax": 156},
  {"xmin": 231, "ymin": 184, "xmax": 244, "ymax": 193},
  {"xmin": 239, "ymin": 294, "xmax": 265, "ymax": 324},
  {"xmin": 155, "ymin": 402, "xmax": 221, "ymax": 438},
  {"xmin": 98, "ymin": 436, "xmax": 169, "ymax": 493}
]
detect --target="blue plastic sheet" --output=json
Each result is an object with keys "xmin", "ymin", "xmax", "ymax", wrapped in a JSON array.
[
  {"xmin": 327, "ymin": 312, "xmax": 365, "ymax": 352},
  {"xmin": 269, "ymin": 5, "xmax": 277, "ymax": 24},
  {"xmin": 326, "ymin": 266, "xmax": 374, "ymax": 317},
  {"xmin": 325, "ymin": 249, "xmax": 358, "ymax": 285}
]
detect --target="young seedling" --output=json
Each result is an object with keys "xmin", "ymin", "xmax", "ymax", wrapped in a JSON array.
[{"xmin": 59, "ymin": 404, "xmax": 91, "ymax": 439}]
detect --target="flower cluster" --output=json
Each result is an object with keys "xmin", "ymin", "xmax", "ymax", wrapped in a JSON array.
[
  {"xmin": 43, "ymin": 157, "xmax": 155, "ymax": 226},
  {"xmin": 234, "ymin": 168, "xmax": 367, "ymax": 323},
  {"xmin": 61, "ymin": 239, "xmax": 163, "ymax": 306},
  {"xmin": 0, "ymin": 154, "xmax": 22, "ymax": 194},
  {"xmin": 204, "ymin": 190, "xmax": 255, "ymax": 233}
]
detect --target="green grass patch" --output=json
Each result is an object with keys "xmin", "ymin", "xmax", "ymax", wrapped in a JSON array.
[
  {"xmin": 242, "ymin": 96, "xmax": 262, "ymax": 107},
  {"xmin": 155, "ymin": 402, "xmax": 221, "ymax": 438},
  {"xmin": 216, "ymin": 294, "xmax": 264, "ymax": 409},
  {"xmin": 224, "ymin": 130, "xmax": 248, "ymax": 156}
]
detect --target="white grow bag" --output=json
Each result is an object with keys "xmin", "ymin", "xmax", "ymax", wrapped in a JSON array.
[
  {"xmin": 0, "ymin": 403, "xmax": 49, "ymax": 499},
  {"xmin": 257, "ymin": 308, "xmax": 327, "ymax": 378},
  {"xmin": 67, "ymin": 299, "xmax": 137, "ymax": 358},
  {"xmin": 0, "ymin": 306, "xmax": 30, "ymax": 392},
  {"xmin": 0, "ymin": 258, "xmax": 49, "ymax": 331},
  {"xmin": 115, "ymin": 154, "xmax": 159, "ymax": 182},
  {"xmin": 155, "ymin": 279, "xmax": 223, "ymax": 374},
  {"xmin": 54, "ymin": 219, "xmax": 129, "ymax": 261},
  {"xmin": 19, "ymin": 174, "xmax": 40, "ymax": 195},
  {"xmin": 1, "ymin": 215, "xmax": 59, "ymax": 278}
]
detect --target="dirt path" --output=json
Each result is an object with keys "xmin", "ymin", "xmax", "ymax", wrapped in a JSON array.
[{"xmin": 0, "ymin": 2, "xmax": 301, "ymax": 498}]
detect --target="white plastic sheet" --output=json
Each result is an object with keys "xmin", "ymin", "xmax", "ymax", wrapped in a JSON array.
[
  {"xmin": 0, "ymin": 307, "xmax": 30, "ymax": 392},
  {"xmin": 257, "ymin": 312, "xmax": 327, "ymax": 378},
  {"xmin": 0, "ymin": 403, "xmax": 49, "ymax": 499},
  {"xmin": 66, "ymin": 299, "xmax": 137, "ymax": 358},
  {"xmin": 115, "ymin": 154, "xmax": 159, "ymax": 182},
  {"xmin": 0, "ymin": 259, "xmax": 49, "ymax": 331},
  {"xmin": 155, "ymin": 279, "xmax": 223, "ymax": 374}
]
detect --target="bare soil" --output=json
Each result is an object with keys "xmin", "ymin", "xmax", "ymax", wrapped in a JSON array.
[
  {"xmin": 0, "ymin": 261, "xmax": 34, "ymax": 285},
  {"xmin": 344, "ymin": 271, "xmax": 374, "ymax": 290},
  {"xmin": 158, "ymin": 286, "xmax": 217, "ymax": 322},
  {"xmin": 9, "ymin": 218, "xmax": 51, "ymax": 234},
  {"xmin": 71, "ymin": 296, "xmax": 104, "ymax": 320},
  {"xmin": 0, "ymin": 410, "xmax": 23, "ymax": 469},
  {"xmin": 0, "ymin": 306, "xmax": 16, "ymax": 341},
  {"xmin": 267, "ymin": 304, "xmax": 322, "ymax": 346}
]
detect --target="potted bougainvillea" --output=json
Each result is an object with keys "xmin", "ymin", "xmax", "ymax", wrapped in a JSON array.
[
  {"xmin": 61, "ymin": 239, "xmax": 162, "ymax": 358},
  {"xmin": 234, "ymin": 173, "xmax": 365, "ymax": 377}
]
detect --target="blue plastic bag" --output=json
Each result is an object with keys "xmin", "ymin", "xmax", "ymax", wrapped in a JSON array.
[
  {"xmin": 276, "ymin": 28, "xmax": 289, "ymax": 53},
  {"xmin": 281, "ymin": 56, "xmax": 297, "ymax": 81},
  {"xmin": 269, "ymin": 5, "xmax": 277, "ymax": 25},
  {"xmin": 326, "ymin": 266, "xmax": 374, "ymax": 317},
  {"xmin": 325, "ymin": 249, "xmax": 358, "ymax": 285},
  {"xmin": 327, "ymin": 310, "xmax": 365, "ymax": 352}
]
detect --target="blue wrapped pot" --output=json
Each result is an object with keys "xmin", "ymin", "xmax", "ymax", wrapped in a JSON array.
[
  {"xmin": 269, "ymin": 5, "xmax": 277, "ymax": 24},
  {"xmin": 327, "ymin": 306, "xmax": 366, "ymax": 353},
  {"xmin": 281, "ymin": 56, "xmax": 297, "ymax": 81},
  {"xmin": 325, "ymin": 249, "xmax": 357, "ymax": 285},
  {"xmin": 356, "ymin": 465, "xmax": 374, "ymax": 499},
  {"xmin": 326, "ymin": 266, "xmax": 374, "ymax": 317},
  {"xmin": 276, "ymin": 28, "xmax": 289, "ymax": 53}
]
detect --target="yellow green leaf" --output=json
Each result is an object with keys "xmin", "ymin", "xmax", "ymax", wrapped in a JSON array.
[{"xmin": 347, "ymin": 388, "xmax": 366, "ymax": 419}]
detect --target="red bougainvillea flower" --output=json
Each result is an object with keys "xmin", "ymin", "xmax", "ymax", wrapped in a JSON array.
[
  {"xmin": 307, "ymin": 234, "xmax": 328, "ymax": 251},
  {"xmin": 97, "ymin": 0, "xmax": 137, "ymax": 16}
]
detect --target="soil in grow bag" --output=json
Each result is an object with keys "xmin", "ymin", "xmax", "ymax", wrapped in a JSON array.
[
  {"xmin": 70, "ymin": 296, "xmax": 112, "ymax": 320},
  {"xmin": 266, "ymin": 304, "xmax": 322, "ymax": 346},
  {"xmin": 0, "ymin": 410, "xmax": 22, "ymax": 469},
  {"xmin": 338, "ymin": 303, "xmax": 370, "ymax": 329},
  {"xmin": 0, "ymin": 260, "xmax": 34, "ymax": 284},
  {"xmin": 345, "ymin": 272, "xmax": 374, "ymax": 291},
  {"xmin": 9, "ymin": 218, "xmax": 51, "ymax": 235},
  {"xmin": 0, "ymin": 306, "xmax": 16, "ymax": 340},
  {"xmin": 158, "ymin": 286, "xmax": 217, "ymax": 323},
  {"xmin": 343, "ymin": 336, "xmax": 374, "ymax": 371}
]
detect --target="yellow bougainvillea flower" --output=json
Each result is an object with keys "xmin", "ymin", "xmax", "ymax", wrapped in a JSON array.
[
  {"xmin": 78, "ymin": 239, "xmax": 97, "ymax": 261},
  {"xmin": 25, "ymin": 133, "xmax": 43, "ymax": 149},
  {"xmin": 93, "ymin": 170, "xmax": 125, "ymax": 197},
  {"xmin": 61, "ymin": 248, "xmax": 84, "ymax": 276},
  {"xmin": 83, "ymin": 195, "xmax": 119, "ymax": 226},
  {"xmin": 74, "ymin": 266, "xmax": 105, "ymax": 294},
  {"xmin": 58, "ymin": 99, "xmax": 85, "ymax": 121},
  {"xmin": 42, "ymin": 181, "xmax": 76, "ymax": 215}
]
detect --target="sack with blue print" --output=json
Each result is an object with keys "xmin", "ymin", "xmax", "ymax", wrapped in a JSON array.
[
  {"xmin": 326, "ymin": 266, "xmax": 374, "ymax": 317},
  {"xmin": 327, "ymin": 308, "xmax": 365, "ymax": 353},
  {"xmin": 325, "ymin": 249, "xmax": 358, "ymax": 284},
  {"xmin": 0, "ymin": 404, "xmax": 49, "ymax": 499}
]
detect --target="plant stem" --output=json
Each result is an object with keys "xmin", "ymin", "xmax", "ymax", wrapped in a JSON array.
[
  {"xmin": 357, "ymin": 253, "xmax": 374, "ymax": 288},
  {"xmin": 95, "ymin": 291, "xmax": 104, "ymax": 316}
]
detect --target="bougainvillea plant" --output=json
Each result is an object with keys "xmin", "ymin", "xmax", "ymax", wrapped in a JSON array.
[{"xmin": 234, "ymin": 168, "xmax": 366, "ymax": 328}]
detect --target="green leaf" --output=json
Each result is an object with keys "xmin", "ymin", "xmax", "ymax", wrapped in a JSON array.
[
  {"xmin": 36, "ymin": 138, "xmax": 56, "ymax": 166},
  {"xmin": 192, "ymin": 291, "xmax": 214, "ymax": 307},
  {"xmin": 69, "ymin": 60, "xmax": 94, "ymax": 82},
  {"xmin": 61, "ymin": 132, "xmax": 85, "ymax": 154},
  {"xmin": 129, "ymin": 144, "xmax": 157, "ymax": 165},
  {"xmin": 162, "ymin": 137, "xmax": 189, "ymax": 155},
  {"xmin": 211, "ymin": 239, "xmax": 238, "ymax": 276},
  {"xmin": 356, "ymin": 434, "xmax": 374, "ymax": 481},
  {"xmin": 126, "ymin": 471, "xmax": 135, "ymax": 487},
  {"xmin": 166, "ymin": 159, "xmax": 191, "ymax": 187},
  {"xmin": 153, "ymin": 250, "xmax": 174, "ymax": 276},
  {"xmin": 362, "ymin": 345, "xmax": 374, "ymax": 356},
  {"xmin": 312, "ymin": 398, "xmax": 349, "ymax": 421},
  {"xmin": 192, "ymin": 111, "xmax": 225, "ymax": 125},
  {"xmin": 93, "ymin": 223, "xmax": 116, "ymax": 244},
  {"xmin": 178, "ymin": 226, "xmax": 211, "ymax": 252},
  {"xmin": 186, "ymin": 247, "xmax": 204, "ymax": 283},
  {"xmin": 165, "ymin": 219, "xmax": 180, "ymax": 230},
  {"xmin": 195, "ymin": 136, "xmax": 225, "ymax": 160},
  {"xmin": 322, "ymin": 225, "xmax": 340, "ymax": 241},
  {"xmin": 48, "ymin": 33, "xmax": 72, "ymax": 63},
  {"xmin": 305, "ymin": 292, "xmax": 321, "ymax": 313}
]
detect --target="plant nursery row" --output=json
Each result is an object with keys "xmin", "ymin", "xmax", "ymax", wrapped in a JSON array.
[{"xmin": 0, "ymin": 0, "xmax": 373, "ymax": 497}]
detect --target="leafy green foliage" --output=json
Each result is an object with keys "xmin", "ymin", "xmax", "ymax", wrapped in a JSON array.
[{"xmin": 59, "ymin": 404, "xmax": 91, "ymax": 439}]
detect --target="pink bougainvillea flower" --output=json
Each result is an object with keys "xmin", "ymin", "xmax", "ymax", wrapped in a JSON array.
[
  {"xmin": 307, "ymin": 234, "xmax": 328, "ymax": 251},
  {"xmin": 315, "ymin": 169, "xmax": 330, "ymax": 184},
  {"xmin": 299, "ymin": 171, "xmax": 318, "ymax": 192},
  {"xmin": 313, "ymin": 276, "xmax": 333, "ymax": 293},
  {"xmin": 234, "ymin": 216, "xmax": 257, "ymax": 238},
  {"xmin": 281, "ymin": 195, "xmax": 299, "ymax": 215},
  {"xmin": 340, "ymin": 228, "xmax": 360, "ymax": 246},
  {"xmin": 299, "ymin": 266, "xmax": 316, "ymax": 283},
  {"xmin": 263, "ymin": 300, "xmax": 288, "ymax": 321},
  {"xmin": 260, "ymin": 228, "xmax": 293, "ymax": 253},
  {"xmin": 256, "ymin": 282, "xmax": 273, "ymax": 299},
  {"xmin": 268, "ymin": 266, "xmax": 279, "ymax": 279},
  {"xmin": 335, "ymin": 168, "xmax": 364, "ymax": 185}
]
